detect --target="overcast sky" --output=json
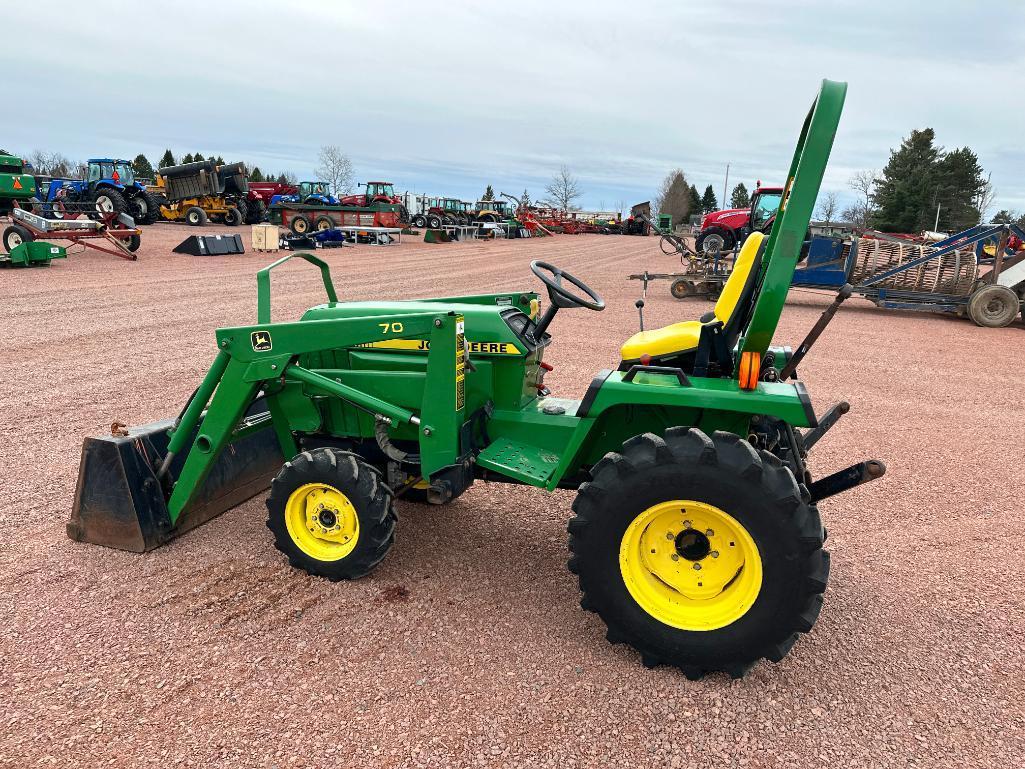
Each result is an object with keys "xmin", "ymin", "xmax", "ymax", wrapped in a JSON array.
[{"xmin": 5, "ymin": 1, "xmax": 1023, "ymax": 214}]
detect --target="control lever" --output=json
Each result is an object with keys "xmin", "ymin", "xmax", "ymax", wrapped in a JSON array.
[
  {"xmin": 636, "ymin": 299, "xmax": 645, "ymax": 331},
  {"xmin": 778, "ymin": 283, "xmax": 853, "ymax": 380}
]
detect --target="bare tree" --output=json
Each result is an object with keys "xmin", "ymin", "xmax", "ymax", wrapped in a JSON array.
[
  {"xmin": 816, "ymin": 192, "xmax": 839, "ymax": 222},
  {"xmin": 28, "ymin": 150, "xmax": 79, "ymax": 178},
  {"xmin": 849, "ymin": 169, "xmax": 879, "ymax": 212},
  {"xmin": 315, "ymin": 145, "xmax": 355, "ymax": 195},
  {"xmin": 841, "ymin": 203, "xmax": 869, "ymax": 228},
  {"xmin": 975, "ymin": 173, "xmax": 996, "ymax": 223},
  {"xmin": 654, "ymin": 168, "xmax": 692, "ymax": 227},
  {"xmin": 543, "ymin": 165, "xmax": 582, "ymax": 211}
]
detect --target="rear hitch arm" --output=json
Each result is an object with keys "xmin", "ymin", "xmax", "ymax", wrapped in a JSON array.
[
  {"xmin": 801, "ymin": 400, "xmax": 850, "ymax": 451},
  {"xmin": 809, "ymin": 459, "xmax": 886, "ymax": 503}
]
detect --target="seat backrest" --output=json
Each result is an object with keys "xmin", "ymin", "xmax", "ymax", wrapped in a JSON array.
[{"xmin": 713, "ymin": 232, "xmax": 765, "ymax": 326}]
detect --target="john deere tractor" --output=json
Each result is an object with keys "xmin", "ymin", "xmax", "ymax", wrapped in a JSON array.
[{"xmin": 69, "ymin": 81, "xmax": 883, "ymax": 678}]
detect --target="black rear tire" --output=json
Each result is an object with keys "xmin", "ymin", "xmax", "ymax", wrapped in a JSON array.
[
  {"xmin": 315, "ymin": 215, "xmax": 337, "ymax": 231},
  {"xmin": 93, "ymin": 188, "xmax": 126, "ymax": 217},
  {"xmin": 266, "ymin": 448, "xmax": 397, "ymax": 581},
  {"xmin": 245, "ymin": 198, "xmax": 266, "ymax": 224},
  {"xmin": 291, "ymin": 214, "xmax": 311, "ymax": 234},
  {"xmin": 185, "ymin": 206, "xmax": 207, "ymax": 226},
  {"xmin": 412, "ymin": 214, "xmax": 426, "ymax": 228},
  {"xmin": 568, "ymin": 428, "xmax": 828, "ymax": 679},
  {"xmin": 967, "ymin": 284, "xmax": 1020, "ymax": 328},
  {"xmin": 427, "ymin": 215, "xmax": 441, "ymax": 229}
]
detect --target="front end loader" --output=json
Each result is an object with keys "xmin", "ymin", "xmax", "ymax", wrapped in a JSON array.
[{"xmin": 70, "ymin": 80, "xmax": 884, "ymax": 678}]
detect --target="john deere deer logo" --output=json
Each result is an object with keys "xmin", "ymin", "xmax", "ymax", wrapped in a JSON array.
[{"xmin": 251, "ymin": 331, "xmax": 272, "ymax": 351}]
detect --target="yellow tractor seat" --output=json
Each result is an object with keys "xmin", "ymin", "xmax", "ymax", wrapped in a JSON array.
[{"xmin": 620, "ymin": 232, "xmax": 766, "ymax": 363}]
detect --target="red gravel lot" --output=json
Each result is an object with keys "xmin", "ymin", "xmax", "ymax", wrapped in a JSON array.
[{"xmin": 2, "ymin": 224, "xmax": 1023, "ymax": 768}]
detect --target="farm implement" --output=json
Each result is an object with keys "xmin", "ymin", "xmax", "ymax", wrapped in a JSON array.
[
  {"xmin": 69, "ymin": 80, "xmax": 886, "ymax": 678},
  {"xmin": 792, "ymin": 224, "xmax": 1025, "ymax": 327},
  {"xmin": 3, "ymin": 206, "xmax": 141, "ymax": 260},
  {"xmin": 152, "ymin": 160, "xmax": 252, "ymax": 226}
]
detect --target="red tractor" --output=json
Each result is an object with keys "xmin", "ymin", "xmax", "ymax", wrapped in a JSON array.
[
  {"xmin": 337, "ymin": 181, "xmax": 408, "ymax": 222},
  {"xmin": 696, "ymin": 184, "xmax": 783, "ymax": 254}
]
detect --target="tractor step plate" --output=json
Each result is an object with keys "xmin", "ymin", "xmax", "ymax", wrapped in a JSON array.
[{"xmin": 476, "ymin": 437, "xmax": 561, "ymax": 486}]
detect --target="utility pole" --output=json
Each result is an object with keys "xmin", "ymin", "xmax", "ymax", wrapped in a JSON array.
[
  {"xmin": 722, "ymin": 163, "xmax": 730, "ymax": 209},
  {"xmin": 934, "ymin": 202, "xmax": 941, "ymax": 232}
]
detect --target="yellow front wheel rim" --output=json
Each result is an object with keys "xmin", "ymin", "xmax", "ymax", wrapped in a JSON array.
[
  {"xmin": 284, "ymin": 483, "xmax": 360, "ymax": 561},
  {"xmin": 619, "ymin": 500, "xmax": 762, "ymax": 631}
]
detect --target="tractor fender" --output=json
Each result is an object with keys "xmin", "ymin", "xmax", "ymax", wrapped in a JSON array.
[{"xmin": 95, "ymin": 181, "xmax": 127, "ymax": 193}]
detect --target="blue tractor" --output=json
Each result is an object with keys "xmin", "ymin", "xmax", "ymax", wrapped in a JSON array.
[
  {"xmin": 42, "ymin": 158, "xmax": 160, "ymax": 224},
  {"xmin": 272, "ymin": 180, "xmax": 339, "ymax": 207}
]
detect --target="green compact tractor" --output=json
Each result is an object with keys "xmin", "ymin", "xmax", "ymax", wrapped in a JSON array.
[{"xmin": 69, "ymin": 81, "xmax": 883, "ymax": 678}]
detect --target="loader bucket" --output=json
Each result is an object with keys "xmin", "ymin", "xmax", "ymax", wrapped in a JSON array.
[{"xmin": 67, "ymin": 407, "xmax": 283, "ymax": 553}]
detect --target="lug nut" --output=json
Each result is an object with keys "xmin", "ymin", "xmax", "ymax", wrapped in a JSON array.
[
  {"xmin": 711, "ymin": 550, "xmax": 719, "ymax": 558},
  {"xmin": 683, "ymin": 520, "xmax": 692, "ymax": 528},
  {"xmin": 693, "ymin": 563, "xmax": 702, "ymax": 571},
  {"xmin": 706, "ymin": 529, "xmax": 714, "ymax": 537},
  {"xmin": 665, "ymin": 532, "xmax": 675, "ymax": 540},
  {"xmin": 671, "ymin": 554, "xmax": 679, "ymax": 561}
]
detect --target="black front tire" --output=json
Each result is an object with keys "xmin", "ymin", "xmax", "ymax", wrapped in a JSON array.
[
  {"xmin": 3, "ymin": 224, "xmax": 34, "ymax": 253},
  {"xmin": 266, "ymin": 448, "xmax": 397, "ymax": 581},
  {"xmin": 696, "ymin": 227, "xmax": 733, "ymax": 255},
  {"xmin": 224, "ymin": 206, "xmax": 243, "ymax": 226},
  {"xmin": 185, "ymin": 206, "xmax": 208, "ymax": 226},
  {"xmin": 568, "ymin": 428, "xmax": 828, "ymax": 679}
]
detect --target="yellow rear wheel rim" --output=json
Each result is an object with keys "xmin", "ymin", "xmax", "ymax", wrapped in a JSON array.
[
  {"xmin": 619, "ymin": 499, "xmax": 762, "ymax": 631},
  {"xmin": 284, "ymin": 483, "xmax": 360, "ymax": 561}
]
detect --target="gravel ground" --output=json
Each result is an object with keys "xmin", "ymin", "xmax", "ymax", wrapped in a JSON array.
[{"xmin": 2, "ymin": 224, "xmax": 1023, "ymax": 768}]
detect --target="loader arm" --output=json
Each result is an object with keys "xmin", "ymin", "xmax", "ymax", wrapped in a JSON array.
[{"xmin": 165, "ymin": 311, "xmax": 466, "ymax": 523}]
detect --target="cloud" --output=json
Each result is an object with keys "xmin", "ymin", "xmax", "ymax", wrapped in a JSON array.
[{"xmin": 4, "ymin": 0, "xmax": 1022, "ymax": 214}]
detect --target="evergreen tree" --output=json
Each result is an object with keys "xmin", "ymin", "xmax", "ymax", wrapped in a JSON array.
[
  {"xmin": 687, "ymin": 185, "xmax": 702, "ymax": 219},
  {"xmin": 182, "ymin": 153, "xmax": 194, "ymax": 164},
  {"xmin": 213, "ymin": 155, "xmax": 225, "ymax": 166},
  {"xmin": 730, "ymin": 182, "xmax": 750, "ymax": 208},
  {"xmin": 132, "ymin": 153, "xmax": 155, "ymax": 180},
  {"xmin": 482, "ymin": 184, "xmax": 495, "ymax": 201},
  {"xmin": 991, "ymin": 210, "xmax": 1025, "ymax": 226},
  {"xmin": 193, "ymin": 152, "xmax": 205, "ymax": 162},
  {"xmin": 250, "ymin": 166, "xmax": 264, "ymax": 182},
  {"xmin": 870, "ymin": 128, "xmax": 940, "ymax": 232},
  {"xmin": 700, "ymin": 184, "xmax": 719, "ymax": 214},
  {"xmin": 158, "ymin": 149, "xmax": 176, "ymax": 169},
  {"xmin": 932, "ymin": 147, "xmax": 985, "ymax": 231},
  {"xmin": 521, "ymin": 188, "xmax": 531, "ymax": 208}
]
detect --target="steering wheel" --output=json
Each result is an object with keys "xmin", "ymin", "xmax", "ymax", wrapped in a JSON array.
[{"xmin": 530, "ymin": 261, "xmax": 605, "ymax": 311}]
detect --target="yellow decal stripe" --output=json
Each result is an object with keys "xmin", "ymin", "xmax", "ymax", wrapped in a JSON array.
[{"xmin": 356, "ymin": 340, "xmax": 521, "ymax": 355}]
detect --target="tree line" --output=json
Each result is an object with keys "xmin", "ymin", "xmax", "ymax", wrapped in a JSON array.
[
  {"xmin": 658, "ymin": 126, "xmax": 1006, "ymax": 234},
  {"xmin": 818, "ymin": 129, "xmax": 994, "ymax": 232}
]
